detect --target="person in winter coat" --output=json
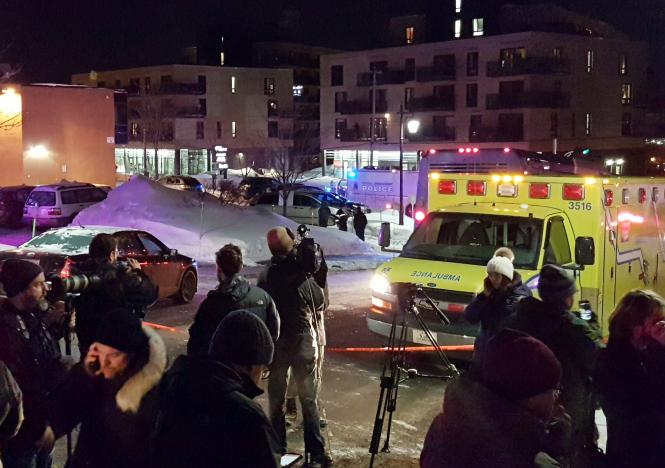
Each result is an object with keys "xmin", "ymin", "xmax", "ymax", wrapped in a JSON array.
[
  {"xmin": 0, "ymin": 362, "xmax": 23, "ymax": 467},
  {"xmin": 0, "ymin": 260, "xmax": 69, "ymax": 468},
  {"xmin": 187, "ymin": 244, "xmax": 279, "ymax": 356},
  {"xmin": 318, "ymin": 202, "xmax": 332, "ymax": 227},
  {"xmin": 258, "ymin": 227, "xmax": 332, "ymax": 468},
  {"xmin": 421, "ymin": 329, "xmax": 569, "ymax": 468},
  {"xmin": 151, "ymin": 310, "xmax": 281, "ymax": 468},
  {"xmin": 352, "ymin": 206, "xmax": 367, "ymax": 241},
  {"xmin": 595, "ymin": 290, "xmax": 665, "ymax": 467},
  {"xmin": 336, "ymin": 208, "xmax": 349, "ymax": 231},
  {"xmin": 73, "ymin": 234, "xmax": 158, "ymax": 357},
  {"xmin": 505, "ymin": 264, "xmax": 602, "ymax": 467},
  {"xmin": 465, "ymin": 254, "xmax": 531, "ymax": 372},
  {"xmin": 48, "ymin": 308, "xmax": 167, "ymax": 468}
]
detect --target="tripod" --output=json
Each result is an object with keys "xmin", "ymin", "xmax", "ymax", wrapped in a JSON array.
[{"xmin": 368, "ymin": 285, "xmax": 459, "ymax": 468}]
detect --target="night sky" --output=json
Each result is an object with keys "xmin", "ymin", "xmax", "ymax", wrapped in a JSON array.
[{"xmin": 2, "ymin": 0, "xmax": 664, "ymax": 85}]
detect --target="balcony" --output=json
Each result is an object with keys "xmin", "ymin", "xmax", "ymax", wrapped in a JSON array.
[
  {"xmin": 157, "ymin": 82, "xmax": 206, "ymax": 95},
  {"xmin": 176, "ymin": 106, "xmax": 206, "ymax": 118},
  {"xmin": 339, "ymin": 127, "xmax": 369, "ymax": 142},
  {"xmin": 485, "ymin": 91, "xmax": 570, "ymax": 109},
  {"xmin": 408, "ymin": 95, "xmax": 455, "ymax": 112},
  {"xmin": 415, "ymin": 66, "xmax": 456, "ymax": 82},
  {"xmin": 486, "ymin": 57, "xmax": 571, "ymax": 77},
  {"xmin": 469, "ymin": 126, "xmax": 524, "ymax": 142},
  {"xmin": 357, "ymin": 70, "xmax": 406, "ymax": 86},
  {"xmin": 338, "ymin": 99, "xmax": 388, "ymax": 115},
  {"xmin": 408, "ymin": 127, "xmax": 456, "ymax": 142}
]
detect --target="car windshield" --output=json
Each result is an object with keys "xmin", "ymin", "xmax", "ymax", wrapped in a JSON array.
[
  {"xmin": 26, "ymin": 191, "xmax": 56, "ymax": 207},
  {"xmin": 402, "ymin": 213, "xmax": 543, "ymax": 269},
  {"xmin": 21, "ymin": 229, "xmax": 102, "ymax": 254}
]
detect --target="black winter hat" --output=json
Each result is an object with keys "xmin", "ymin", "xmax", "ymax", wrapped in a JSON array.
[
  {"xmin": 209, "ymin": 310, "xmax": 274, "ymax": 366},
  {"xmin": 538, "ymin": 264, "xmax": 577, "ymax": 305},
  {"xmin": 0, "ymin": 259, "xmax": 44, "ymax": 298},
  {"xmin": 94, "ymin": 308, "xmax": 148, "ymax": 354}
]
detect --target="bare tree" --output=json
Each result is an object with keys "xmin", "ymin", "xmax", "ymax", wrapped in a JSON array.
[
  {"xmin": 0, "ymin": 48, "xmax": 22, "ymax": 132},
  {"xmin": 270, "ymin": 149, "xmax": 308, "ymax": 217},
  {"xmin": 131, "ymin": 89, "xmax": 175, "ymax": 178}
]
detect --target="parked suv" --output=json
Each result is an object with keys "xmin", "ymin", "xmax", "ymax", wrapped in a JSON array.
[
  {"xmin": 0, "ymin": 185, "xmax": 35, "ymax": 227},
  {"xmin": 23, "ymin": 182, "xmax": 108, "ymax": 228},
  {"xmin": 156, "ymin": 176, "xmax": 204, "ymax": 192}
]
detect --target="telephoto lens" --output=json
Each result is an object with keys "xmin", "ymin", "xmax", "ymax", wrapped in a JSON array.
[{"xmin": 61, "ymin": 274, "xmax": 102, "ymax": 294}]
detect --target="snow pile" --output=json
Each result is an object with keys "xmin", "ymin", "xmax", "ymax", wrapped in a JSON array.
[{"xmin": 73, "ymin": 176, "xmax": 374, "ymax": 264}]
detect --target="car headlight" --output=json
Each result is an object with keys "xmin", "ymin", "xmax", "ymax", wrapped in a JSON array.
[{"xmin": 370, "ymin": 274, "xmax": 391, "ymax": 294}]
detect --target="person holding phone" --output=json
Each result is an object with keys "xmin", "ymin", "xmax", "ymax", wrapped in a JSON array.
[{"xmin": 595, "ymin": 290, "xmax": 665, "ymax": 467}]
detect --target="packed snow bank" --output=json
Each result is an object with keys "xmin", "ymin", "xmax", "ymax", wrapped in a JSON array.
[{"xmin": 74, "ymin": 176, "xmax": 374, "ymax": 265}]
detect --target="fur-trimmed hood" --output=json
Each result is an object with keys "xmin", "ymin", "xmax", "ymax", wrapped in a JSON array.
[{"xmin": 115, "ymin": 324, "xmax": 167, "ymax": 413}]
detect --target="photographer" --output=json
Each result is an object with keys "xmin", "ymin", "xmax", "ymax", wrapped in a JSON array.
[
  {"xmin": 0, "ymin": 260, "xmax": 68, "ymax": 468},
  {"xmin": 258, "ymin": 227, "xmax": 332, "ymax": 468},
  {"xmin": 73, "ymin": 234, "xmax": 158, "ymax": 357}
]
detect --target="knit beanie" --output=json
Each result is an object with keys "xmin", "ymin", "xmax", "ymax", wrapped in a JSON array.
[
  {"xmin": 482, "ymin": 329, "xmax": 562, "ymax": 401},
  {"xmin": 0, "ymin": 259, "xmax": 44, "ymax": 298},
  {"xmin": 209, "ymin": 310, "xmax": 274, "ymax": 366},
  {"xmin": 486, "ymin": 256, "xmax": 514, "ymax": 281},
  {"xmin": 538, "ymin": 264, "xmax": 577, "ymax": 305},
  {"xmin": 94, "ymin": 308, "xmax": 149, "ymax": 354},
  {"xmin": 267, "ymin": 226, "xmax": 295, "ymax": 257}
]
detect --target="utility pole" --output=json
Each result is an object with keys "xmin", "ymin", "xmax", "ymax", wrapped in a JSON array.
[
  {"xmin": 398, "ymin": 104, "xmax": 405, "ymax": 226},
  {"xmin": 369, "ymin": 68, "xmax": 376, "ymax": 168},
  {"xmin": 142, "ymin": 127, "xmax": 149, "ymax": 177}
]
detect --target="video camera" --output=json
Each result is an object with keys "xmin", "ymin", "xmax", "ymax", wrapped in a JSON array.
[{"xmin": 294, "ymin": 224, "xmax": 324, "ymax": 276}]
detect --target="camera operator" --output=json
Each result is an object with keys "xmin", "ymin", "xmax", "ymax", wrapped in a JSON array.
[
  {"xmin": 0, "ymin": 260, "xmax": 69, "ymax": 468},
  {"xmin": 258, "ymin": 227, "xmax": 332, "ymax": 468},
  {"xmin": 73, "ymin": 234, "xmax": 158, "ymax": 357}
]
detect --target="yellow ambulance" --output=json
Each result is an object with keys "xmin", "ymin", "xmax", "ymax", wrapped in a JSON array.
[{"xmin": 368, "ymin": 148, "xmax": 665, "ymax": 352}]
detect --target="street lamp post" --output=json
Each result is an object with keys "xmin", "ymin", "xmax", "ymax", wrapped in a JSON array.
[{"xmin": 398, "ymin": 104, "xmax": 420, "ymax": 225}]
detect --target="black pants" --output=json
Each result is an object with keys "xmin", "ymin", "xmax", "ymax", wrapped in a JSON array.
[
  {"xmin": 268, "ymin": 333, "xmax": 326, "ymax": 458},
  {"xmin": 355, "ymin": 228, "xmax": 365, "ymax": 241}
]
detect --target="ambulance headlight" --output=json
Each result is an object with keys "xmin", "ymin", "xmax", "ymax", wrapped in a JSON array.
[{"xmin": 370, "ymin": 274, "xmax": 391, "ymax": 295}]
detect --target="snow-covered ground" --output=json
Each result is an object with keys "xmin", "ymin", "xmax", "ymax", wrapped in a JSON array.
[{"xmin": 73, "ymin": 176, "xmax": 374, "ymax": 265}]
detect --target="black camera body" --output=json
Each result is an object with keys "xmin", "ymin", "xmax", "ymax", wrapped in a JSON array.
[{"xmin": 294, "ymin": 224, "xmax": 324, "ymax": 275}]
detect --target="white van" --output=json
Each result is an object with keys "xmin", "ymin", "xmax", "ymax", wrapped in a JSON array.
[
  {"xmin": 24, "ymin": 182, "xmax": 108, "ymax": 228},
  {"xmin": 255, "ymin": 191, "xmax": 336, "ymax": 226}
]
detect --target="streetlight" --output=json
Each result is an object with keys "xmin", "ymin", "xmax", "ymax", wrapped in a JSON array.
[{"xmin": 399, "ymin": 103, "xmax": 419, "ymax": 225}]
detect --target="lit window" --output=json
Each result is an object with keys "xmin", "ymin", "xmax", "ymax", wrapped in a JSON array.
[
  {"xmin": 472, "ymin": 18, "xmax": 484, "ymax": 37},
  {"xmin": 553, "ymin": 47, "xmax": 562, "ymax": 59},
  {"xmin": 621, "ymin": 112, "xmax": 632, "ymax": 136},
  {"xmin": 293, "ymin": 85, "xmax": 303, "ymax": 96},
  {"xmin": 231, "ymin": 76, "xmax": 236, "ymax": 94},
  {"xmin": 405, "ymin": 26, "xmax": 415, "ymax": 44},
  {"xmin": 585, "ymin": 113, "xmax": 592, "ymax": 136},
  {"xmin": 454, "ymin": 20, "xmax": 462, "ymax": 38},
  {"xmin": 586, "ymin": 50, "xmax": 594, "ymax": 73},
  {"xmin": 621, "ymin": 83, "xmax": 632, "ymax": 105},
  {"xmin": 264, "ymin": 77, "xmax": 275, "ymax": 96},
  {"xmin": 455, "ymin": 0, "xmax": 462, "ymax": 13},
  {"xmin": 220, "ymin": 52, "xmax": 225, "ymax": 66},
  {"xmin": 619, "ymin": 54, "xmax": 628, "ymax": 75},
  {"xmin": 231, "ymin": 121, "xmax": 237, "ymax": 138}
]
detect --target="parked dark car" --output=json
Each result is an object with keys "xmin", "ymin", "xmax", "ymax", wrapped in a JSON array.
[
  {"xmin": 297, "ymin": 186, "xmax": 371, "ymax": 213},
  {"xmin": 0, "ymin": 185, "xmax": 34, "ymax": 226},
  {"xmin": 0, "ymin": 226, "xmax": 198, "ymax": 303},
  {"xmin": 239, "ymin": 176, "xmax": 281, "ymax": 199}
]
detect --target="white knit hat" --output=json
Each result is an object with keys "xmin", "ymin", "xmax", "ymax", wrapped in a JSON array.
[{"xmin": 487, "ymin": 256, "xmax": 514, "ymax": 281}]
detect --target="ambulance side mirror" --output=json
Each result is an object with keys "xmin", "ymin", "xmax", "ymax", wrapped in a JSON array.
[{"xmin": 575, "ymin": 237, "xmax": 595, "ymax": 266}]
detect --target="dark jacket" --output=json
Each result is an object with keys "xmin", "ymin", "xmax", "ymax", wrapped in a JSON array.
[
  {"xmin": 150, "ymin": 354, "xmax": 280, "ymax": 468},
  {"xmin": 257, "ymin": 253, "xmax": 326, "ymax": 341},
  {"xmin": 0, "ymin": 301, "xmax": 66, "ymax": 452},
  {"xmin": 465, "ymin": 272, "xmax": 531, "ymax": 369},
  {"xmin": 505, "ymin": 297, "xmax": 602, "ymax": 439},
  {"xmin": 595, "ymin": 340, "xmax": 665, "ymax": 468},
  {"xmin": 73, "ymin": 258, "xmax": 158, "ymax": 356},
  {"xmin": 0, "ymin": 361, "xmax": 22, "ymax": 445},
  {"xmin": 421, "ymin": 377, "xmax": 564, "ymax": 468},
  {"xmin": 187, "ymin": 275, "xmax": 279, "ymax": 356},
  {"xmin": 353, "ymin": 210, "xmax": 367, "ymax": 232},
  {"xmin": 318, "ymin": 204, "xmax": 332, "ymax": 227},
  {"xmin": 336, "ymin": 208, "xmax": 348, "ymax": 231},
  {"xmin": 49, "ymin": 326, "xmax": 167, "ymax": 468}
]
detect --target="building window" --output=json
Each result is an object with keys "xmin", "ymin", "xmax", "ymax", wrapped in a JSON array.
[
  {"xmin": 621, "ymin": 83, "xmax": 633, "ymax": 105},
  {"xmin": 331, "ymin": 65, "xmax": 344, "ymax": 86},
  {"xmin": 216, "ymin": 121, "xmax": 222, "ymax": 138},
  {"xmin": 293, "ymin": 85, "xmax": 303, "ymax": 96},
  {"xmin": 335, "ymin": 118, "xmax": 347, "ymax": 139},
  {"xmin": 619, "ymin": 54, "xmax": 628, "ymax": 75},
  {"xmin": 334, "ymin": 92, "xmax": 347, "ymax": 113},
  {"xmin": 231, "ymin": 121, "xmax": 237, "ymax": 138},
  {"xmin": 196, "ymin": 121, "xmax": 204, "ymax": 140},
  {"xmin": 455, "ymin": 0, "xmax": 462, "ymax": 13},
  {"xmin": 469, "ymin": 114, "xmax": 482, "ymax": 139},
  {"xmin": 404, "ymin": 88, "xmax": 414, "ymax": 110},
  {"xmin": 585, "ymin": 112, "xmax": 592, "ymax": 136},
  {"xmin": 220, "ymin": 52, "xmax": 225, "ymax": 66},
  {"xmin": 454, "ymin": 19, "xmax": 462, "ymax": 38},
  {"xmin": 198, "ymin": 99, "xmax": 207, "ymax": 116},
  {"xmin": 553, "ymin": 47, "xmax": 562, "ymax": 59},
  {"xmin": 621, "ymin": 112, "xmax": 632, "ymax": 136},
  {"xmin": 131, "ymin": 122, "xmax": 140, "ymax": 138},
  {"xmin": 586, "ymin": 50, "xmax": 594, "ymax": 73},
  {"xmin": 472, "ymin": 18, "xmax": 484, "ymax": 36},
  {"xmin": 231, "ymin": 76, "xmax": 236, "ymax": 94},
  {"xmin": 405, "ymin": 26, "xmax": 415, "ymax": 44},
  {"xmin": 268, "ymin": 121, "xmax": 278, "ymax": 138},
  {"xmin": 267, "ymin": 100, "xmax": 278, "ymax": 117},
  {"xmin": 371, "ymin": 117, "xmax": 388, "ymax": 140},
  {"xmin": 467, "ymin": 52, "xmax": 479, "ymax": 76},
  {"xmin": 144, "ymin": 77, "xmax": 151, "ymax": 93},
  {"xmin": 264, "ymin": 77, "xmax": 275, "ymax": 95},
  {"xmin": 405, "ymin": 58, "xmax": 416, "ymax": 81},
  {"xmin": 466, "ymin": 83, "xmax": 478, "ymax": 107}
]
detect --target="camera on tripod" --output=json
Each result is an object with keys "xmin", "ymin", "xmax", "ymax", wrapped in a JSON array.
[
  {"xmin": 294, "ymin": 224, "xmax": 324, "ymax": 275},
  {"xmin": 46, "ymin": 273, "xmax": 102, "ymax": 302}
]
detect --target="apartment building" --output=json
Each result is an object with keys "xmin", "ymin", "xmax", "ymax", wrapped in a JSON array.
[
  {"xmin": 320, "ymin": 6, "xmax": 648, "ymax": 173},
  {"xmin": 72, "ymin": 64, "xmax": 293, "ymax": 176}
]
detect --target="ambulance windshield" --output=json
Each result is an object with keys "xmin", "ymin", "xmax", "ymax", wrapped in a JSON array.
[{"xmin": 402, "ymin": 213, "xmax": 543, "ymax": 269}]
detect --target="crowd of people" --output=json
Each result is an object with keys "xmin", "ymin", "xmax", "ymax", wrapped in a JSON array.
[
  {"xmin": 317, "ymin": 203, "xmax": 367, "ymax": 241},
  {"xmin": 0, "ymin": 231, "xmax": 664, "ymax": 467}
]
